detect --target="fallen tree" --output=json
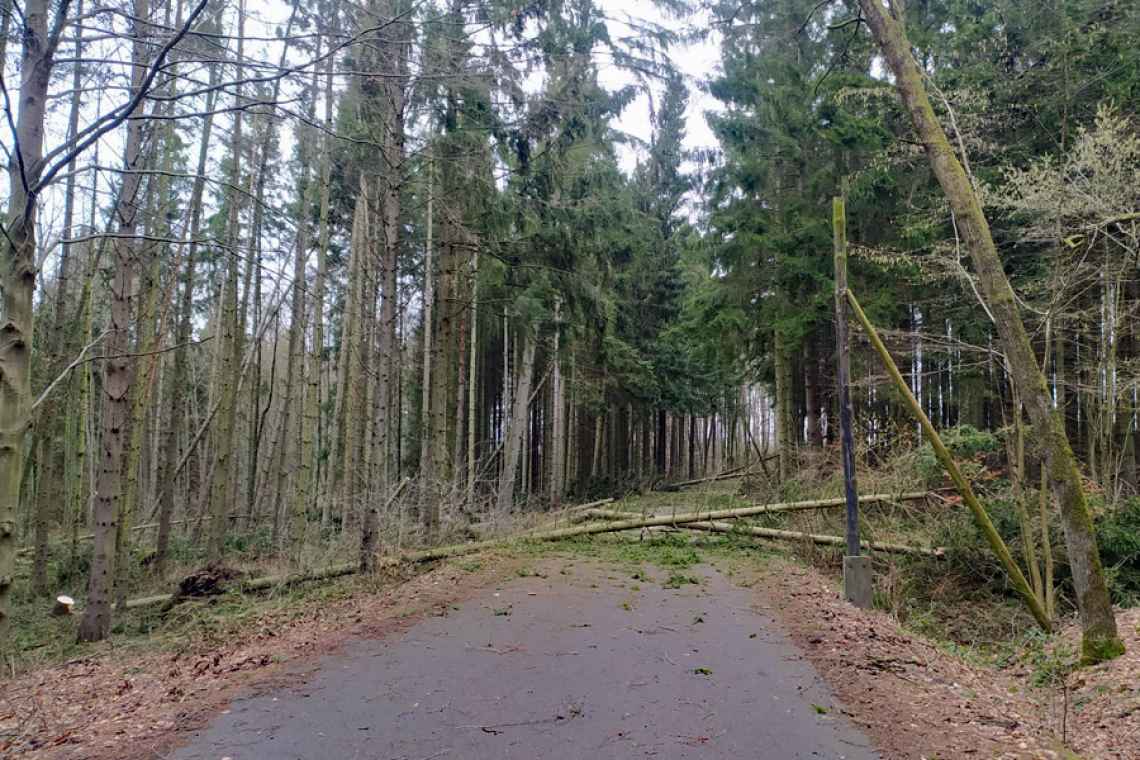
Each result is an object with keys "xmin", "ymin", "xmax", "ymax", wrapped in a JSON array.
[
  {"xmin": 847, "ymin": 288, "xmax": 1053, "ymax": 633},
  {"xmin": 683, "ymin": 520, "xmax": 942, "ymax": 557},
  {"xmin": 116, "ymin": 493, "xmax": 930, "ymax": 611},
  {"xmin": 655, "ymin": 456, "xmax": 781, "ymax": 492},
  {"xmin": 575, "ymin": 492, "xmax": 928, "ymax": 524},
  {"xmin": 856, "ymin": 0, "xmax": 1117, "ymax": 660},
  {"xmin": 655, "ymin": 463, "xmax": 750, "ymax": 492},
  {"xmin": 118, "ymin": 499, "xmax": 626, "ymax": 611}
]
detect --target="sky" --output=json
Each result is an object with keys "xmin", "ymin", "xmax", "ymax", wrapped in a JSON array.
[{"xmin": 596, "ymin": 0, "xmax": 723, "ymax": 172}]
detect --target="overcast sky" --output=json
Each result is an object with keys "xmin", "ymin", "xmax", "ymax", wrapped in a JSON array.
[{"xmin": 597, "ymin": 0, "xmax": 723, "ymax": 172}]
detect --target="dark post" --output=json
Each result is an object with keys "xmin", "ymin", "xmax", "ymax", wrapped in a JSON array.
[{"xmin": 834, "ymin": 195, "xmax": 871, "ymax": 608}]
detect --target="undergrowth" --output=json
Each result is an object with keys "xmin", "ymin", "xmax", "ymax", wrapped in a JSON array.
[
  {"xmin": 15, "ymin": 432, "xmax": 1140, "ymax": 685},
  {"xmin": 10, "ymin": 560, "xmax": 415, "ymax": 674}
]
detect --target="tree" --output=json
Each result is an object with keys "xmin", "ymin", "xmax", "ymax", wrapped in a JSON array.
[
  {"xmin": 1, "ymin": 0, "xmax": 64, "ymax": 657},
  {"xmin": 206, "ymin": 0, "xmax": 250, "ymax": 563},
  {"xmin": 857, "ymin": 0, "xmax": 1122, "ymax": 664},
  {"xmin": 78, "ymin": 0, "xmax": 155, "ymax": 642}
]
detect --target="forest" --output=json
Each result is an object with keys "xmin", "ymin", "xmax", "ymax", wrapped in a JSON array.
[{"xmin": 2, "ymin": 0, "xmax": 1140, "ymax": 732}]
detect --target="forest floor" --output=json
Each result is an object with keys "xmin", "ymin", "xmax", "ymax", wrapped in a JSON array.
[{"xmin": 3, "ymin": 482, "xmax": 1140, "ymax": 759}]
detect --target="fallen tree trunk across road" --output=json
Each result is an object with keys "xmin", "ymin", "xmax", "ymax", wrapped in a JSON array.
[
  {"xmin": 683, "ymin": 520, "xmax": 942, "ymax": 557},
  {"xmin": 577, "ymin": 492, "xmax": 929, "ymax": 524},
  {"xmin": 119, "ymin": 492, "xmax": 932, "ymax": 611}
]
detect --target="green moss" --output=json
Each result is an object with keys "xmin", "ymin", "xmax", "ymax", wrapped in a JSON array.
[{"xmin": 1079, "ymin": 634, "xmax": 1125, "ymax": 666}]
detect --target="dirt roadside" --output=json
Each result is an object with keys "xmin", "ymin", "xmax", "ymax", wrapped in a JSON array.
[{"xmin": 740, "ymin": 556, "xmax": 1138, "ymax": 760}]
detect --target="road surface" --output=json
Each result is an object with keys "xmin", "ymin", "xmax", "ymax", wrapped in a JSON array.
[{"xmin": 171, "ymin": 558, "xmax": 878, "ymax": 759}]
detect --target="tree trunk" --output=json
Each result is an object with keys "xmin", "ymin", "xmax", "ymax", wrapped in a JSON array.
[
  {"xmin": 858, "ymin": 0, "xmax": 1121, "ymax": 662},
  {"xmin": 339, "ymin": 185, "xmax": 370, "ymax": 527},
  {"xmin": 372, "ymin": 0, "xmax": 408, "ymax": 526},
  {"xmin": 79, "ymin": 0, "xmax": 151, "ymax": 642},
  {"xmin": 418, "ymin": 144, "xmax": 435, "ymax": 494},
  {"xmin": 206, "ymin": 0, "xmax": 247, "ymax": 562},
  {"xmin": 466, "ymin": 250, "xmax": 479, "ymax": 511},
  {"xmin": 774, "ymin": 331, "xmax": 795, "ymax": 480},
  {"xmin": 497, "ymin": 336, "xmax": 536, "ymax": 513},
  {"xmin": 548, "ymin": 309, "xmax": 563, "ymax": 509},
  {"xmin": 154, "ymin": 63, "xmax": 219, "ymax": 575},
  {"xmin": 805, "ymin": 337, "xmax": 822, "ymax": 447},
  {"xmin": 308, "ymin": 0, "xmax": 338, "ymax": 531},
  {"xmin": 0, "ymin": 0, "xmax": 57, "ymax": 659},
  {"xmin": 276, "ymin": 170, "xmax": 312, "ymax": 552},
  {"xmin": 31, "ymin": 0, "xmax": 87, "ymax": 595}
]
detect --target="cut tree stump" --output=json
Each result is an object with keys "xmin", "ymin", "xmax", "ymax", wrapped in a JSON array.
[{"xmin": 51, "ymin": 595, "xmax": 75, "ymax": 616}]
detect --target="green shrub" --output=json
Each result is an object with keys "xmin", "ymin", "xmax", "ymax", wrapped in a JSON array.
[
  {"xmin": 914, "ymin": 425, "xmax": 999, "ymax": 487},
  {"xmin": 1096, "ymin": 497, "xmax": 1140, "ymax": 605}
]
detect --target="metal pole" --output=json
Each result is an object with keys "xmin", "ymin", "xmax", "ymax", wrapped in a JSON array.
[{"xmin": 834, "ymin": 195, "xmax": 871, "ymax": 607}]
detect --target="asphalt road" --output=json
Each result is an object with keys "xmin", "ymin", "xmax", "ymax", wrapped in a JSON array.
[{"xmin": 170, "ymin": 559, "xmax": 878, "ymax": 759}]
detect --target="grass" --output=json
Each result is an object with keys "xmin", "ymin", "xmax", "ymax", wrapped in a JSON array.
[
  {"xmin": 663, "ymin": 571, "xmax": 701, "ymax": 589},
  {"xmin": 522, "ymin": 531, "xmax": 708, "ymax": 570},
  {"xmin": 7, "ymin": 522, "xmax": 436, "ymax": 676},
  {"xmin": 10, "ymin": 559, "xmax": 399, "ymax": 674}
]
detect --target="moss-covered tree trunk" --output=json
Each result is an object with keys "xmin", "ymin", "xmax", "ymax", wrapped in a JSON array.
[
  {"xmin": 858, "ymin": 0, "xmax": 1122, "ymax": 663},
  {"xmin": 0, "ymin": 0, "xmax": 57, "ymax": 660}
]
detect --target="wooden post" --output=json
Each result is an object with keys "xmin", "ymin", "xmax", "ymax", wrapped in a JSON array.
[{"xmin": 834, "ymin": 196, "xmax": 871, "ymax": 608}]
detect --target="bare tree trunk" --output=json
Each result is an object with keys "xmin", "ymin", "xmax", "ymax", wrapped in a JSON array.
[
  {"xmin": 308, "ymin": 1, "xmax": 338, "ymax": 531},
  {"xmin": 418, "ymin": 145, "xmax": 435, "ymax": 494},
  {"xmin": 858, "ymin": 0, "xmax": 1121, "ymax": 662},
  {"xmin": 281, "ymin": 53, "xmax": 322, "ymax": 553},
  {"xmin": 548, "ymin": 302, "xmax": 564, "ymax": 509},
  {"xmin": 156, "ymin": 65, "xmax": 218, "ymax": 575},
  {"xmin": 377, "ymin": 0, "xmax": 407, "ymax": 494},
  {"xmin": 79, "ymin": 0, "xmax": 151, "ymax": 642},
  {"xmin": 276, "ymin": 193, "xmax": 310, "ymax": 553},
  {"xmin": 117, "ymin": 55, "xmax": 182, "ymax": 603},
  {"xmin": 339, "ymin": 185, "xmax": 369, "ymax": 527},
  {"xmin": 466, "ymin": 250, "xmax": 479, "ymax": 511},
  {"xmin": 498, "ymin": 336, "xmax": 536, "ymax": 513},
  {"xmin": 206, "ymin": 0, "xmax": 247, "ymax": 562},
  {"xmin": 774, "ymin": 331, "xmax": 795, "ymax": 480}
]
